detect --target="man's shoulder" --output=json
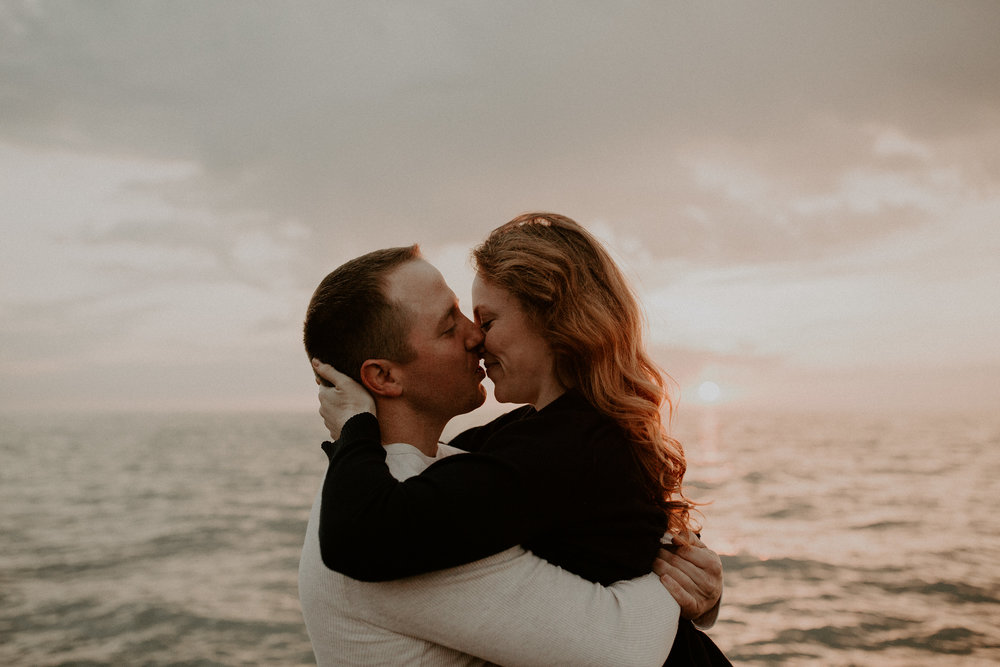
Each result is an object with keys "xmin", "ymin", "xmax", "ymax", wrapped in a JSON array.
[
  {"xmin": 436, "ymin": 442, "xmax": 467, "ymax": 459},
  {"xmin": 383, "ymin": 443, "xmax": 437, "ymax": 480}
]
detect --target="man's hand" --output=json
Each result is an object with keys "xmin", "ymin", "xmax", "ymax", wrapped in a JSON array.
[
  {"xmin": 652, "ymin": 532, "xmax": 723, "ymax": 628},
  {"xmin": 312, "ymin": 359, "xmax": 376, "ymax": 440}
]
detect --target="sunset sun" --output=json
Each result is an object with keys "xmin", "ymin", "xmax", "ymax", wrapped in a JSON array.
[{"xmin": 697, "ymin": 381, "xmax": 722, "ymax": 403}]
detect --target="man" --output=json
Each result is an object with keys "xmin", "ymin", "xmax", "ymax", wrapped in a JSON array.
[{"xmin": 300, "ymin": 245, "xmax": 722, "ymax": 665}]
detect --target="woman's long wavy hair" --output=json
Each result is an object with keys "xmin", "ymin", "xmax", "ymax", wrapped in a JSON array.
[{"xmin": 472, "ymin": 213, "xmax": 698, "ymax": 537}]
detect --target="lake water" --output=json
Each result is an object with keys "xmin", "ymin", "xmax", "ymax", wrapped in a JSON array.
[{"xmin": 2, "ymin": 408, "xmax": 998, "ymax": 665}]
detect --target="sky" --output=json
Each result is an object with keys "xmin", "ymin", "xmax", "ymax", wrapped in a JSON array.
[{"xmin": 2, "ymin": 0, "xmax": 999, "ymax": 415}]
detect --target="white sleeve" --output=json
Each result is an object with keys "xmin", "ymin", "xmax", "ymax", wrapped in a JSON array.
[{"xmin": 351, "ymin": 546, "xmax": 679, "ymax": 667}]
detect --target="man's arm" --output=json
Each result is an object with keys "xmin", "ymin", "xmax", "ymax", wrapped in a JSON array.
[{"xmin": 348, "ymin": 546, "xmax": 680, "ymax": 667}]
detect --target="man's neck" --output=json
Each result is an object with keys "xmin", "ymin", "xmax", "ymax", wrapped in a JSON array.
[{"xmin": 375, "ymin": 401, "xmax": 446, "ymax": 457}]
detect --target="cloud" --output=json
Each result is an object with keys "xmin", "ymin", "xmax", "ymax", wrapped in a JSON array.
[
  {"xmin": 4, "ymin": 0, "xmax": 999, "ymax": 258},
  {"xmin": 3, "ymin": 1, "xmax": 999, "ymax": 412}
]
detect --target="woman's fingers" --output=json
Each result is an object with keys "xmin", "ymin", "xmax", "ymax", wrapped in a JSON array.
[
  {"xmin": 312, "ymin": 358, "xmax": 350, "ymax": 387},
  {"xmin": 653, "ymin": 539, "xmax": 724, "ymax": 621}
]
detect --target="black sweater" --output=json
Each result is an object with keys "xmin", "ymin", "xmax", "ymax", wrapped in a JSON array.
[
  {"xmin": 318, "ymin": 390, "xmax": 666, "ymax": 585},
  {"xmin": 317, "ymin": 390, "xmax": 732, "ymax": 666}
]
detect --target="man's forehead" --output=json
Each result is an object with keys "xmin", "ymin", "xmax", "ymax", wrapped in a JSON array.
[{"xmin": 387, "ymin": 258, "xmax": 456, "ymax": 315}]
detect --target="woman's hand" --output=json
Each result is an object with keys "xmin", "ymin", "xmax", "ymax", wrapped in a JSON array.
[
  {"xmin": 652, "ymin": 532, "xmax": 723, "ymax": 628},
  {"xmin": 312, "ymin": 359, "xmax": 376, "ymax": 440}
]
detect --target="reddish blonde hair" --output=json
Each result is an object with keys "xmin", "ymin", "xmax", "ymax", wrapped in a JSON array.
[{"xmin": 472, "ymin": 213, "xmax": 698, "ymax": 537}]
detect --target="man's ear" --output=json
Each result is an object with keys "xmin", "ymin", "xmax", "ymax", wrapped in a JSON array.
[{"xmin": 359, "ymin": 359, "xmax": 403, "ymax": 397}]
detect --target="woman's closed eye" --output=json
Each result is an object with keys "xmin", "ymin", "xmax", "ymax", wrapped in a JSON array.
[{"xmin": 479, "ymin": 319, "xmax": 494, "ymax": 332}]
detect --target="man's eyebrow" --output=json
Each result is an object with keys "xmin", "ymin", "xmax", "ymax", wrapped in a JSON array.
[{"xmin": 437, "ymin": 302, "xmax": 460, "ymax": 329}]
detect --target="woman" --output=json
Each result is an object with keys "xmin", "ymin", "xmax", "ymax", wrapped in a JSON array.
[{"xmin": 317, "ymin": 213, "xmax": 729, "ymax": 665}]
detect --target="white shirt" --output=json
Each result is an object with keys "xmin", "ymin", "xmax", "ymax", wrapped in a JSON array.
[{"xmin": 299, "ymin": 442, "xmax": 680, "ymax": 666}]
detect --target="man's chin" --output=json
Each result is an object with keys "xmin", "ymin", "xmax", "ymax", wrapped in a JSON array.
[
  {"xmin": 449, "ymin": 385, "xmax": 487, "ymax": 416},
  {"xmin": 473, "ymin": 385, "xmax": 487, "ymax": 407}
]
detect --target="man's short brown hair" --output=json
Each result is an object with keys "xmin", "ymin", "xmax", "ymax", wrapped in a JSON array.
[{"xmin": 303, "ymin": 245, "xmax": 420, "ymax": 382}]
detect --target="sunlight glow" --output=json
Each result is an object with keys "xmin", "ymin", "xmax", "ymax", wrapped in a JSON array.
[{"xmin": 698, "ymin": 381, "xmax": 722, "ymax": 403}]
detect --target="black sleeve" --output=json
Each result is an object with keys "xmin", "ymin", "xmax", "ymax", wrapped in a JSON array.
[{"xmin": 317, "ymin": 412, "xmax": 542, "ymax": 581}]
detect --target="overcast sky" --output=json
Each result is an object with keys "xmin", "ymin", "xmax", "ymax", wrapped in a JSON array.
[{"xmin": 2, "ymin": 1, "xmax": 999, "ymax": 414}]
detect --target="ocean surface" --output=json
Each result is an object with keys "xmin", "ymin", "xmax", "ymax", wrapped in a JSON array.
[{"xmin": 1, "ymin": 408, "xmax": 998, "ymax": 666}]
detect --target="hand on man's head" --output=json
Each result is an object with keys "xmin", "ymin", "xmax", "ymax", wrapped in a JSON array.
[{"xmin": 313, "ymin": 359, "xmax": 376, "ymax": 440}]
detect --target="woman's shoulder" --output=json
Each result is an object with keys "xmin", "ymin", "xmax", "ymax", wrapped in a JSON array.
[
  {"xmin": 541, "ymin": 391, "xmax": 622, "ymax": 435},
  {"xmin": 446, "ymin": 404, "xmax": 536, "ymax": 452},
  {"xmin": 486, "ymin": 390, "xmax": 627, "ymax": 454}
]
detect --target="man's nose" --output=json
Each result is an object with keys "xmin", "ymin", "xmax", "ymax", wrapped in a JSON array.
[{"xmin": 462, "ymin": 315, "xmax": 484, "ymax": 350}]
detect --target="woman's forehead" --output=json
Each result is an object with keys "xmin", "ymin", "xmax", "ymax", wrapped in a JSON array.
[{"xmin": 472, "ymin": 275, "xmax": 512, "ymax": 310}]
